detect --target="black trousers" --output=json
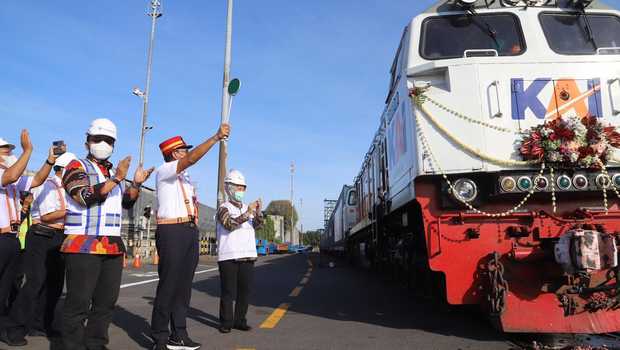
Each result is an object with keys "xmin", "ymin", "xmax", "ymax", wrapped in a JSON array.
[
  {"xmin": 218, "ymin": 259, "xmax": 254, "ymax": 328},
  {"xmin": 0, "ymin": 234, "xmax": 20, "ymax": 317},
  {"xmin": 62, "ymin": 253, "xmax": 123, "ymax": 350},
  {"xmin": 151, "ymin": 223, "xmax": 199, "ymax": 342},
  {"xmin": 7, "ymin": 225, "xmax": 65, "ymax": 337}
]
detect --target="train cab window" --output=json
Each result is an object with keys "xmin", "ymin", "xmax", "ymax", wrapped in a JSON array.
[
  {"xmin": 348, "ymin": 191, "xmax": 357, "ymax": 206},
  {"xmin": 540, "ymin": 13, "xmax": 620, "ymax": 55},
  {"xmin": 421, "ymin": 13, "xmax": 525, "ymax": 60}
]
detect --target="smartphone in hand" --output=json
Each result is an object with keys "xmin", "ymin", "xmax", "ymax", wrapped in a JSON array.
[{"xmin": 53, "ymin": 140, "xmax": 66, "ymax": 156}]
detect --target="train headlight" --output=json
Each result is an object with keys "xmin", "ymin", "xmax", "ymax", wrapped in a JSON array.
[
  {"xmin": 500, "ymin": 177, "xmax": 516, "ymax": 192},
  {"xmin": 613, "ymin": 174, "xmax": 620, "ymax": 188},
  {"xmin": 573, "ymin": 174, "xmax": 588, "ymax": 190},
  {"xmin": 596, "ymin": 174, "xmax": 611, "ymax": 189},
  {"xmin": 452, "ymin": 178, "xmax": 478, "ymax": 203},
  {"xmin": 557, "ymin": 175, "xmax": 572, "ymax": 190},
  {"xmin": 535, "ymin": 176, "xmax": 549, "ymax": 190},
  {"xmin": 517, "ymin": 176, "xmax": 533, "ymax": 191},
  {"xmin": 456, "ymin": 0, "xmax": 477, "ymax": 8}
]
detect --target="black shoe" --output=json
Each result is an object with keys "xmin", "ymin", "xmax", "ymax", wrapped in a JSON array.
[
  {"xmin": 218, "ymin": 326, "xmax": 231, "ymax": 334},
  {"xmin": 0, "ymin": 328, "xmax": 28, "ymax": 346},
  {"xmin": 233, "ymin": 324, "xmax": 252, "ymax": 331},
  {"xmin": 167, "ymin": 335, "xmax": 201, "ymax": 350},
  {"xmin": 151, "ymin": 342, "xmax": 167, "ymax": 350},
  {"xmin": 27, "ymin": 328, "xmax": 47, "ymax": 337}
]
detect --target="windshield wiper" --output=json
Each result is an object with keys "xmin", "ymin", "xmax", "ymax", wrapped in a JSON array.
[
  {"xmin": 577, "ymin": 5, "xmax": 598, "ymax": 49},
  {"xmin": 466, "ymin": 9, "xmax": 501, "ymax": 50}
]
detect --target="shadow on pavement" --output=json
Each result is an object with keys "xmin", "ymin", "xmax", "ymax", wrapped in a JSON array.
[
  {"xmin": 113, "ymin": 305, "xmax": 153, "ymax": 349},
  {"xmin": 191, "ymin": 252, "xmax": 507, "ymax": 344}
]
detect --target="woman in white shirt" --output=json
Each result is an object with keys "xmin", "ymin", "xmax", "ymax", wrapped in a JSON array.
[{"xmin": 216, "ymin": 170, "xmax": 263, "ymax": 333}]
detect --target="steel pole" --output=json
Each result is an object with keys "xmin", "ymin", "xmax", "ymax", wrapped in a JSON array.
[
  {"xmin": 138, "ymin": 0, "xmax": 161, "ymax": 165},
  {"xmin": 217, "ymin": 0, "xmax": 234, "ymax": 208}
]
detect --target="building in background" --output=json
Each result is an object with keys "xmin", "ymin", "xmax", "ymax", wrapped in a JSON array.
[{"xmin": 269, "ymin": 215, "xmax": 285, "ymax": 242}]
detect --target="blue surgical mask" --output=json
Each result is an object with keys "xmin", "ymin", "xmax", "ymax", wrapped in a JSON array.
[{"xmin": 233, "ymin": 191, "xmax": 245, "ymax": 202}]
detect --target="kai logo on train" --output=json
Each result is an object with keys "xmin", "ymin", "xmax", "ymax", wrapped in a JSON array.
[{"xmin": 510, "ymin": 78, "xmax": 602, "ymax": 120}]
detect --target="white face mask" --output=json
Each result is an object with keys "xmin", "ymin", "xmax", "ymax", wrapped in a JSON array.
[
  {"xmin": 0, "ymin": 155, "xmax": 18, "ymax": 167},
  {"xmin": 89, "ymin": 141, "xmax": 114, "ymax": 160}
]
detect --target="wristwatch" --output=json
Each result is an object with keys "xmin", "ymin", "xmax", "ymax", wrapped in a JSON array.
[
  {"xmin": 46, "ymin": 159, "xmax": 54, "ymax": 166},
  {"xmin": 111, "ymin": 177, "xmax": 122, "ymax": 186}
]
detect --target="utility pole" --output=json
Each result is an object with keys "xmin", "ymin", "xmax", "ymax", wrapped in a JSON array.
[
  {"xmin": 216, "ymin": 0, "xmax": 235, "ymax": 209},
  {"xmin": 299, "ymin": 198, "xmax": 303, "ymax": 245},
  {"xmin": 290, "ymin": 161, "xmax": 295, "ymax": 244},
  {"xmin": 135, "ymin": 0, "xmax": 162, "ymax": 165},
  {"xmin": 132, "ymin": 0, "xmax": 161, "ymax": 257}
]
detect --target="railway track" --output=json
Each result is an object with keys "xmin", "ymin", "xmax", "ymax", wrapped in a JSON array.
[{"xmin": 508, "ymin": 333, "xmax": 620, "ymax": 350}]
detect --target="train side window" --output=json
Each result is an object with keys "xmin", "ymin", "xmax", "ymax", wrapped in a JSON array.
[
  {"xmin": 420, "ymin": 13, "xmax": 525, "ymax": 60},
  {"xmin": 540, "ymin": 13, "xmax": 620, "ymax": 55},
  {"xmin": 348, "ymin": 191, "xmax": 357, "ymax": 206}
]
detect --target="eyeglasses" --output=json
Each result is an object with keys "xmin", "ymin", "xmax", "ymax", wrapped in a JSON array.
[{"xmin": 88, "ymin": 135, "xmax": 115, "ymax": 146}]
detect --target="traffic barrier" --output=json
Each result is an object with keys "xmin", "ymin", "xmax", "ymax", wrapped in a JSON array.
[
  {"xmin": 133, "ymin": 254, "xmax": 142, "ymax": 268},
  {"xmin": 152, "ymin": 251, "xmax": 159, "ymax": 265},
  {"xmin": 200, "ymin": 239, "xmax": 208, "ymax": 256}
]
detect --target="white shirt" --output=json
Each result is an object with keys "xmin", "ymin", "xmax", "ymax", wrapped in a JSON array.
[
  {"xmin": 216, "ymin": 201, "xmax": 258, "ymax": 261},
  {"xmin": 31, "ymin": 176, "xmax": 66, "ymax": 224},
  {"xmin": 155, "ymin": 160, "xmax": 197, "ymax": 220},
  {"xmin": 0, "ymin": 168, "xmax": 33, "ymax": 231}
]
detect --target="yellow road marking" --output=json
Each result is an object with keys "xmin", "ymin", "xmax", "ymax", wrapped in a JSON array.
[
  {"xmin": 300, "ymin": 277, "xmax": 309, "ymax": 285},
  {"xmin": 289, "ymin": 286, "xmax": 303, "ymax": 297},
  {"xmin": 260, "ymin": 303, "xmax": 290, "ymax": 329}
]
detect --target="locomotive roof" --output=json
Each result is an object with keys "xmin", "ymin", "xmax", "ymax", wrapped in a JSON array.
[{"xmin": 422, "ymin": 0, "xmax": 613, "ymax": 14}]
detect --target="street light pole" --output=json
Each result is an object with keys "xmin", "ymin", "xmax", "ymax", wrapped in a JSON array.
[
  {"xmin": 216, "ymin": 0, "xmax": 234, "ymax": 209},
  {"xmin": 290, "ymin": 161, "xmax": 295, "ymax": 244},
  {"xmin": 138, "ymin": 0, "xmax": 162, "ymax": 165}
]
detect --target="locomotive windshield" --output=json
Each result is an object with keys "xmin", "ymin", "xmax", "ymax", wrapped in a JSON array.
[
  {"xmin": 420, "ymin": 13, "xmax": 525, "ymax": 60},
  {"xmin": 540, "ymin": 13, "xmax": 620, "ymax": 54}
]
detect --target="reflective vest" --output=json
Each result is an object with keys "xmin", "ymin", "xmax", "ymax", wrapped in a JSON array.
[
  {"xmin": 64, "ymin": 159, "xmax": 123, "ymax": 237},
  {"xmin": 18, "ymin": 214, "xmax": 30, "ymax": 249},
  {"xmin": 216, "ymin": 202, "xmax": 257, "ymax": 261}
]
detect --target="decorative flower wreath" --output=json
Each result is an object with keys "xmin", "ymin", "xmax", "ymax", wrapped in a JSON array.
[{"xmin": 518, "ymin": 115, "xmax": 620, "ymax": 168}]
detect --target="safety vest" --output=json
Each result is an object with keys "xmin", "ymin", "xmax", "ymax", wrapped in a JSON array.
[
  {"xmin": 216, "ymin": 202, "xmax": 257, "ymax": 261},
  {"xmin": 64, "ymin": 159, "xmax": 123, "ymax": 237},
  {"xmin": 18, "ymin": 214, "xmax": 30, "ymax": 249}
]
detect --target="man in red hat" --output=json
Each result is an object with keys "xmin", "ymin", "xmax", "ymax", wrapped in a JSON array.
[{"xmin": 150, "ymin": 123, "xmax": 230, "ymax": 350}]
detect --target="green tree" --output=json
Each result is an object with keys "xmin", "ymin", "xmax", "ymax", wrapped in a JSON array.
[
  {"xmin": 302, "ymin": 230, "xmax": 321, "ymax": 247},
  {"xmin": 255, "ymin": 216, "xmax": 276, "ymax": 242},
  {"xmin": 265, "ymin": 200, "xmax": 298, "ymax": 234}
]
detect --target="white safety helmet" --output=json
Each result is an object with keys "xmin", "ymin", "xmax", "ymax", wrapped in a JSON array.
[
  {"xmin": 224, "ymin": 169, "xmax": 246, "ymax": 186},
  {"xmin": 0, "ymin": 138, "xmax": 15, "ymax": 150},
  {"xmin": 55, "ymin": 152, "xmax": 77, "ymax": 168},
  {"xmin": 87, "ymin": 118, "xmax": 117, "ymax": 140}
]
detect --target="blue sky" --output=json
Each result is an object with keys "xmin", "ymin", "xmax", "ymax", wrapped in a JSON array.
[{"xmin": 2, "ymin": 0, "xmax": 619, "ymax": 230}]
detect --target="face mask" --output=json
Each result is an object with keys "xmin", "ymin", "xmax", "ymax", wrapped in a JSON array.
[
  {"xmin": 89, "ymin": 141, "xmax": 114, "ymax": 160},
  {"xmin": 0, "ymin": 155, "xmax": 17, "ymax": 167},
  {"xmin": 233, "ymin": 191, "xmax": 245, "ymax": 202}
]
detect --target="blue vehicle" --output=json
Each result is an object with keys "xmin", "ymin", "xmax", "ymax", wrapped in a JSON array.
[{"xmin": 256, "ymin": 239, "xmax": 269, "ymax": 256}]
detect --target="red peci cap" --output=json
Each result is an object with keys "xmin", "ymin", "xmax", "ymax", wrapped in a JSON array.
[{"xmin": 159, "ymin": 136, "xmax": 193, "ymax": 156}]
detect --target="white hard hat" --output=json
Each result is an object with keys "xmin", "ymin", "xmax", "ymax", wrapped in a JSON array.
[
  {"xmin": 0, "ymin": 138, "xmax": 15, "ymax": 150},
  {"xmin": 224, "ymin": 169, "xmax": 246, "ymax": 186},
  {"xmin": 55, "ymin": 152, "xmax": 76, "ymax": 168},
  {"xmin": 87, "ymin": 118, "xmax": 117, "ymax": 140}
]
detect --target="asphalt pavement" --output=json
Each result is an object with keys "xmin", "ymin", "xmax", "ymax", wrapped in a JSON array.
[{"xmin": 4, "ymin": 253, "xmax": 514, "ymax": 350}]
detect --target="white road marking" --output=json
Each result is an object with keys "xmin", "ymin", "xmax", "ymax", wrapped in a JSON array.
[{"xmin": 120, "ymin": 267, "xmax": 218, "ymax": 289}]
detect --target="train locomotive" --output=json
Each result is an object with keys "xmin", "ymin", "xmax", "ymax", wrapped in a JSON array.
[{"xmin": 322, "ymin": 0, "xmax": 620, "ymax": 333}]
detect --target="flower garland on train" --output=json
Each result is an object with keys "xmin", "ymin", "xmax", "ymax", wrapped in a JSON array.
[{"xmin": 409, "ymin": 87, "xmax": 620, "ymax": 215}]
